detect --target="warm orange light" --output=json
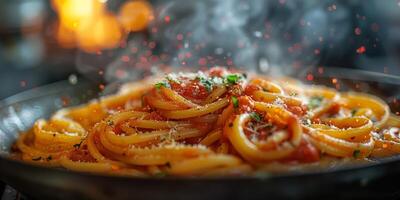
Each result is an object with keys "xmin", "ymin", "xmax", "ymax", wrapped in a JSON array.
[
  {"xmin": 77, "ymin": 14, "xmax": 123, "ymax": 52},
  {"xmin": 119, "ymin": 1, "xmax": 153, "ymax": 32},
  {"xmin": 56, "ymin": 23, "xmax": 77, "ymax": 48},
  {"xmin": 52, "ymin": 0, "xmax": 104, "ymax": 30},
  {"xmin": 52, "ymin": 0, "xmax": 152, "ymax": 53}
]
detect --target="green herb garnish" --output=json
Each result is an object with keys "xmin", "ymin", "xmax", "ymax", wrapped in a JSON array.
[
  {"xmin": 232, "ymin": 96, "xmax": 239, "ymax": 108},
  {"xmin": 225, "ymin": 74, "xmax": 242, "ymax": 85},
  {"xmin": 155, "ymin": 81, "xmax": 171, "ymax": 89},
  {"xmin": 106, "ymin": 120, "xmax": 114, "ymax": 126},
  {"xmin": 250, "ymin": 112, "xmax": 262, "ymax": 122},
  {"xmin": 302, "ymin": 118, "xmax": 312, "ymax": 125},
  {"xmin": 203, "ymin": 81, "xmax": 213, "ymax": 92},
  {"xmin": 308, "ymin": 96, "xmax": 324, "ymax": 109},
  {"xmin": 197, "ymin": 76, "xmax": 213, "ymax": 92},
  {"xmin": 351, "ymin": 109, "xmax": 358, "ymax": 117},
  {"xmin": 211, "ymin": 76, "xmax": 223, "ymax": 85},
  {"xmin": 353, "ymin": 150, "xmax": 361, "ymax": 158}
]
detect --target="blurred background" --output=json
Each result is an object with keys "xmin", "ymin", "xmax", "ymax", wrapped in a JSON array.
[{"xmin": 1, "ymin": 0, "xmax": 400, "ymax": 100}]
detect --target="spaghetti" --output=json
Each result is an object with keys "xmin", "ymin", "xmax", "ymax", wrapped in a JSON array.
[{"xmin": 14, "ymin": 67, "xmax": 400, "ymax": 177}]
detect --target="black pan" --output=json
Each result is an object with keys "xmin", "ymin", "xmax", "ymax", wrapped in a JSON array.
[{"xmin": 1, "ymin": 68, "xmax": 400, "ymax": 200}]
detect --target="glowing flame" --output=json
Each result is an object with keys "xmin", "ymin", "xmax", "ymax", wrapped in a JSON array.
[
  {"xmin": 119, "ymin": 1, "xmax": 153, "ymax": 32},
  {"xmin": 52, "ymin": 0, "xmax": 153, "ymax": 53},
  {"xmin": 77, "ymin": 13, "xmax": 122, "ymax": 52}
]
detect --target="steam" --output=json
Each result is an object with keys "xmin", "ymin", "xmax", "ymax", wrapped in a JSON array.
[
  {"xmin": 77, "ymin": 0, "xmax": 354, "ymax": 83},
  {"xmin": 152, "ymin": 0, "xmax": 266, "ymax": 72}
]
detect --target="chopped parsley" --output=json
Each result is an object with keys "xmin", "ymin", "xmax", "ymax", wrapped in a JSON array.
[
  {"xmin": 250, "ymin": 112, "xmax": 262, "ymax": 122},
  {"xmin": 302, "ymin": 118, "xmax": 312, "ymax": 125},
  {"xmin": 252, "ymin": 122, "xmax": 274, "ymax": 132},
  {"xmin": 351, "ymin": 109, "xmax": 358, "ymax": 117},
  {"xmin": 232, "ymin": 96, "xmax": 239, "ymax": 108},
  {"xmin": 353, "ymin": 150, "xmax": 361, "ymax": 158},
  {"xmin": 155, "ymin": 81, "xmax": 171, "ymax": 89},
  {"xmin": 308, "ymin": 96, "xmax": 324, "ymax": 109},
  {"xmin": 211, "ymin": 76, "xmax": 223, "ymax": 85},
  {"xmin": 106, "ymin": 120, "xmax": 114, "ymax": 126},
  {"xmin": 197, "ymin": 76, "xmax": 213, "ymax": 92},
  {"xmin": 192, "ymin": 73, "xmax": 244, "ymax": 92},
  {"xmin": 203, "ymin": 81, "xmax": 213, "ymax": 92},
  {"xmin": 225, "ymin": 74, "xmax": 242, "ymax": 85}
]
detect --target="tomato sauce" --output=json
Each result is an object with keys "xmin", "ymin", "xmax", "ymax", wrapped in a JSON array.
[
  {"xmin": 244, "ymin": 84, "xmax": 262, "ymax": 95},
  {"xmin": 283, "ymin": 139, "xmax": 320, "ymax": 163},
  {"xmin": 69, "ymin": 148, "xmax": 97, "ymax": 162},
  {"xmin": 170, "ymin": 79, "xmax": 209, "ymax": 101}
]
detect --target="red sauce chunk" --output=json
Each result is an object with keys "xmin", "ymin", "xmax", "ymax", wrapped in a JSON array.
[
  {"xmin": 244, "ymin": 84, "xmax": 261, "ymax": 95},
  {"xmin": 287, "ymin": 105, "xmax": 307, "ymax": 117},
  {"xmin": 170, "ymin": 79, "xmax": 209, "ymax": 101},
  {"xmin": 284, "ymin": 139, "xmax": 320, "ymax": 163},
  {"xmin": 237, "ymin": 96, "xmax": 253, "ymax": 113},
  {"xmin": 69, "ymin": 148, "xmax": 97, "ymax": 163},
  {"xmin": 146, "ymin": 111, "xmax": 166, "ymax": 121}
]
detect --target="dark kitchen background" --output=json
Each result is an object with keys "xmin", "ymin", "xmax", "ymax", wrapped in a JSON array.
[
  {"xmin": 0, "ymin": 0, "xmax": 399, "ymax": 101},
  {"xmin": 1, "ymin": 0, "xmax": 400, "ymax": 198}
]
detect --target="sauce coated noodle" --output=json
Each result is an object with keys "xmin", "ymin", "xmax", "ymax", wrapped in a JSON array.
[{"xmin": 14, "ymin": 67, "xmax": 400, "ymax": 177}]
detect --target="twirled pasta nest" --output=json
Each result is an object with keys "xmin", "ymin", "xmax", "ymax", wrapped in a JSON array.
[{"xmin": 14, "ymin": 67, "xmax": 400, "ymax": 177}]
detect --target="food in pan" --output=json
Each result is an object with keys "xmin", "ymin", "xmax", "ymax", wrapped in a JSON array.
[{"xmin": 13, "ymin": 67, "xmax": 400, "ymax": 176}]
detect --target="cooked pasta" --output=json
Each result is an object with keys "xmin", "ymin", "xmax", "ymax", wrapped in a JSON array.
[{"xmin": 13, "ymin": 67, "xmax": 400, "ymax": 177}]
